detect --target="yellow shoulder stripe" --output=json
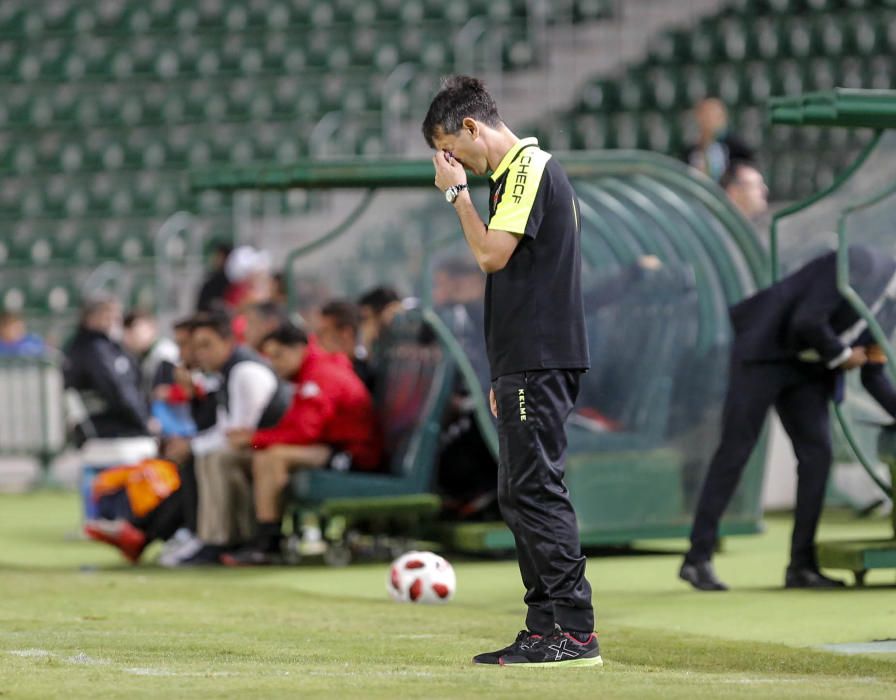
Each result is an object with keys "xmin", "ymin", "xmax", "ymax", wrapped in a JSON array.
[{"xmin": 489, "ymin": 149, "xmax": 551, "ymax": 235}]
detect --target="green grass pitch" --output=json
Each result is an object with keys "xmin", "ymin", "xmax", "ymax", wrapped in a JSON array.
[{"xmin": 1, "ymin": 491, "xmax": 895, "ymax": 698}]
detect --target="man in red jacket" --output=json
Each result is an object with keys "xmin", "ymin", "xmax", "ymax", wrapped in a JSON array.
[{"xmin": 223, "ymin": 323, "xmax": 383, "ymax": 564}]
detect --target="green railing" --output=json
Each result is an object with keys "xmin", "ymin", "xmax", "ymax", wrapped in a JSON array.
[{"xmin": 768, "ymin": 88, "xmax": 896, "ymax": 130}]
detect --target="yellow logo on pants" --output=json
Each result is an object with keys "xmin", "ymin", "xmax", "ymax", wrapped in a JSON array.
[{"xmin": 518, "ymin": 388, "xmax": 527, "ymax": 422}]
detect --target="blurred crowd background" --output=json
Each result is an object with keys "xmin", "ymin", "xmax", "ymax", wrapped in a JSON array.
[{"xmin": 3, "ymin": 0, "xmax": 892, "ymax": 344}]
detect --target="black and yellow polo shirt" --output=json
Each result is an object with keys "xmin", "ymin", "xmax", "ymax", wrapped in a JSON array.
[{"xmin": 485, "ymin": 137, "xmax": 590, "ymax": 380}]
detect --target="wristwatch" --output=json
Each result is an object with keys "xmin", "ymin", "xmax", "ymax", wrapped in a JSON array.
[{"xmin": 444, "ymin": 183, "xmax": 468, "ymax": 204}]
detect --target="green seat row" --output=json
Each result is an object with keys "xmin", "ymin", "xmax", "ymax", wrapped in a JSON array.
[
  {"xmin": 0, "ymin": 21, "xmax": 536, "ymax": 84},
  {"xmin": 539, "ymin": 0, "xmax": 895, "ymax": 202},
  {"xmin": 544, "ymin": 104, "xmax": 872, "ymax": 155},
  {"xmin": 0, "ymin": 0, "xmax": 614, "ymax": 40},
  {"xmin": 0, "ymin": 0, "xmax": 534, "ymax": 38},
  {"xmin": 0, "ymin": 215, "xmax": 168, "ymax": 265},
  {"xmin": 0, "ymin": 116, "xmax": 382, "ymax": 175},
  {"xmin": 648, "ymin": 8, "xmax": 895, "ymax": 65},
  {"xmin": 1, "ymin": 262, "xmax": 161, "ymax": 314},
  {"xmin": 0, "ymin": 71, "xmax": 415, "ymax": 130},
  {"xmin": 0, "ymin": 31, "xmax": 406, "ymax": 83},
  {"xmin": 724, "ymin": 0, "xmax": 896, "ymax": 16},
  {"xmin": 578, "ymin": 53, "xmax": 893, "ymax": 114},
  {"xmin": 0, "ymin": 170, "xmax": 188, "ymax": 219}
]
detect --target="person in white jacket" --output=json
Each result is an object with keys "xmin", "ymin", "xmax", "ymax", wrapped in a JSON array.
[{"xmin": 165, "ymin": 312, "xmax": 289, "ymax": 565}]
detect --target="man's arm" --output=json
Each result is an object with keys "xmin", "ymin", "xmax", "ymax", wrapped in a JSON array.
[
  {"xmin": 251, "ymin": 392, "xmax": 333, "ymax": 449},
  {"xmin": 191, "ymin": 422, "xmax": 225, "ymax": 456},
  {"xmin": 450, "ymin": 189, "xmax": 521, "ymax": 273},
  {"xmin": 790, "ymin": 254, "xmax": 854, "ymax": 368},
  {"xmin": 229, "ymin": 362, "xmax": 278, "ymax": 429},
  {"xmin": 86, "ymin": 343, "xmax": 149, "ymax": 428},
  {"xmin": 861, "ymin": 360, "xmax": 896, "ymax": 418},
  {"xmin": 432, "ymin": 154, "xmax": 520, "ymax": 273}
]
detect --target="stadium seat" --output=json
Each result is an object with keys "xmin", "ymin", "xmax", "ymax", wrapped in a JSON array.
[{"xmin": 0, "ymin": 0, "xmax": 613, "ymax": 334}]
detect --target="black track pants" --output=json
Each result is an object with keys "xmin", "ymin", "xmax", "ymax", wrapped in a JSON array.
[
  {"xmin": 687, "ymin": 355, "xmax": 833, "ymax": 570},
  {"xmin": 494, "ymin": 369, "xmax": 594, "ymax": 634}
]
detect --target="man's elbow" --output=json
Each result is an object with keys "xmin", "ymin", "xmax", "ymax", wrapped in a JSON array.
[
  {"xmin": 478, "ymin": 252, "xmax": 510, "ymax": 274},
  {"xmin": 478, "ymin": 258, "xmax": 501, "ymax": 274}
]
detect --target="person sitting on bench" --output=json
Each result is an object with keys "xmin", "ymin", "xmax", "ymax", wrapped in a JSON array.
[{"xmin": 222, "ymin": 323, "xmax": 383, "ymax": 565}]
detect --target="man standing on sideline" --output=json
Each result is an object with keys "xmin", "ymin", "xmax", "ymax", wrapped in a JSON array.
[
  {"xmin": 423, "ymin": 75, "xmax": 600, "ymax": 668},
  {"xmin": 680, "ymin": 246, "xmax": 896, "ymax": 591}
]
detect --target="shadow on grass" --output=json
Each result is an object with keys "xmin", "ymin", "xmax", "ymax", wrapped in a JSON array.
[
  {"xmin": 607, "ymin": 625, "xmax": 896, "ymax": 679},
  {"xmin": 734, "ymin": 582, "xmax": 896, "ymax": 593}
]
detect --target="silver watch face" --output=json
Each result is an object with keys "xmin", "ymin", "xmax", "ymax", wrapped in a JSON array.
[{"xmin": 445, "ymin": 187, "xmax": 456, "ymax": 203}]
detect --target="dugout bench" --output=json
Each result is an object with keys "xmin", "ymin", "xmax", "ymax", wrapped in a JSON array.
[{"xmin": 191, "ymin": 149, "xmax": 771, "ymax": 558}]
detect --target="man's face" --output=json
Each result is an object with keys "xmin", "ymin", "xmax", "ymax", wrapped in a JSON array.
[
  {"xmin": 88, "ymin": 302, "xmax": 122, "ymax": 338},
  {"xmin": 0, "ymin": 317, "xmax": 25, "ymax": 343},
  {"xmin": 695, "ymin": 99, "xmax": 727, "ymax": 137},
  {"xmin": 174, "ymin": 328, "xmax": 194, "ymax": 367},
  {"xmin": 431, "ymin": 123, "xmax": 489, "ymax": 176},
  {"xmin": 122, "ymin": 318, "xmax": 156, "ymax": 356},
  {"xmin": 359, "ymin": 305, "xmax": 380, "ymax": 350},
  {"xmin": 244, "ymin": 310, "xmax": 280, "ymax": 351},
  {"xmin": 726, "ymin": 166, "xmax": 769, "ymax": 220},
  {"xmin": 261, "ymin": 339, "xmax": 304, "ymax": 380},
  {"xmin": 192, "ymin": 327, "xmax": 233, "ymax": 372},
  {"xmin": 316, "ymin": 314, "xmax": 354, "ymax": 355}
]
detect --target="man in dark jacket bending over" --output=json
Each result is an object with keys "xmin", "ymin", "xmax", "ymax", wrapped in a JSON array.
[{"xmin": 680, "ymin": 245, "xmax": 896, "ymax": 591}]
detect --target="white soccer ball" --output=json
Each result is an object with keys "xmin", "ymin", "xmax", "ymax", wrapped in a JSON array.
[{"xmin": 386, "ymin": 550, "xmax": 456, "ymax": 604}]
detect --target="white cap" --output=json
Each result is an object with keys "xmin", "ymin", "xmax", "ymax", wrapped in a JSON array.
[{"xmin": 225, "ymin": 245, "xmax": 271, "ymax": 282}]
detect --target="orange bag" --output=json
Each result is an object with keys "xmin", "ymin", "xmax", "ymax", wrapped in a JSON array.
[{"xmin": 91, "ymin": 459, "xmax": 181, "ymax": 518}]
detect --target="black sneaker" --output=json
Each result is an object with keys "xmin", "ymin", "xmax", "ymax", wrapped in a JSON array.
[
  {"xmin": 220, "ymin": 545, "xmax": 282, "ymax": 567},
  {"xmin": 174, "ymin": 544, "xmax": 225, "ymax": 567},
  {"xmin": 498, "ymin": 625, "xmax": 603, "ymax": 668},
  {"xmin": 472, "ymin": 630, "xmax": 543, "ymax": 665}
]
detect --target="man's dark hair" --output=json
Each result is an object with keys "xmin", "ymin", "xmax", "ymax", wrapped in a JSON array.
[
  {"xmin": 209, "ymin": 239, "xmax": 233, "ymax": 257},
  {"xmin": 0, "ymin": 311, "xmax": 23, "ymax": 326},
  {"xmin": 173, "ymin": 316, "xmax": 196, "ymax": 332},
  {"xmin": 123, "ymin": 309, "xmax": 153, "ymax": 329},
  {"xmin": 357, "ymin": 286, "xmax": 400, "ymax": 314},
  {"xmin": 422, "ymin": 75, "xmax": 502, "ymax": 148},
  {"xmin": 320, "ymin": 299, "xmax": 360, "ymax": 333},
  {"xmin": 246, "ymin": 300, "xmax": 286, "ymax": 322},
  {"xmin": 190, "ymin": 311, "xmax": 233, "ymax": 339},
  {"xmin": 261, "ymin": 322, "xmax": 308, "ymax": 348},
  {"xmin": 719, "ymin": 159, "xmax": 758, "ymax": 191},
  {"xmin": 272, "ymin": 271, "xmax": 286, "ymax": 294}
]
